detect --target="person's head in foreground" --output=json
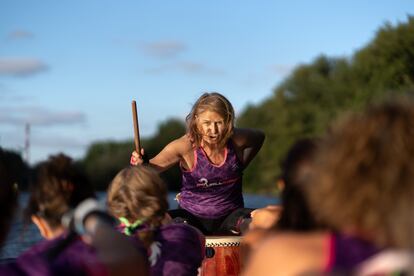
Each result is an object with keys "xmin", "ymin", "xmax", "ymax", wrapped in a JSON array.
[
  {"xmin": 186, "ymin": 92, "xmax": 235, "ymax": 148},
  {"xmin": 247, "ymin": 137, "xmax": 322, "ymax": 232},
  {"xmin": 307, "ymin": 98, "xmax": 414, "ymax": 249},
  {"xmin": 107, "ymin": 165, "xmax": 169, "ymax": 246},
  {"xmin": 107, "ymin": 166, "xmax": 204, "ymax": 275},
  {"xmin": 275, "ymin": 137, "xmax": 322, "ymax": 231},
  {"xmin": 242, "ymin": 138, "xmax": 322, "ymax": 264},
  {"xmin": 25, "ymin": 153, "xmax": 95, "ymax": 239},
  {"xmin": 243, "ymin": 98, "xmax": 414, "ymax": 275}
]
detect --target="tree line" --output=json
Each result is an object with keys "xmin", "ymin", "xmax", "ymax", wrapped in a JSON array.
[{"xmin": 237, "ymin": 16, "xmax": 414, "ymax": 193}]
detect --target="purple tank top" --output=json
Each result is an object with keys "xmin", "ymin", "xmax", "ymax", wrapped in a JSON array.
[
  {"xmin": 133, "ymin": 223, "xmax": 204, "ymax": 276},
  {"xmin": 15, "ymin": 232, "xmax": 107, "ymax": 276},
  {"xmin": 0, "ymin": 257, "xmax": 51, "ymax": 276},
  {"xmin": 179, "ymin": 141, "xmax": 244, "ymax": 219},
  {"xmin": 324, "ymin": 232, "xmax": 381, "ymax": 273}
]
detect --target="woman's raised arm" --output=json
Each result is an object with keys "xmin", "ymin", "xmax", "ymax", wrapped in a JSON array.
[
  {"xmin": 232, "ymin": 128, "xmax": 265, "ymax": 168},
  {"xmin": 130, "ymin": 135, "xmax": 192, "ymax": 172}
]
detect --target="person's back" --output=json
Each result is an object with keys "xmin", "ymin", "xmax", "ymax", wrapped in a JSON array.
[
  {"xmin": 243, "ymin": 98, "xmax": 414, "ymax": 275},
  {"xmin": 108, "ymin": 166, "xmax": 205, "ymax": 276},
  {"xmin": 21, "ymin": 154, "xmax": 107, "ymax": 276},
  {"xmin": 0, "ymin": 152, "xmax": 148, "ymax": 275},
  {"xmin": 17, "ymin": 232, "xmax": 106, "ymax": 276},
  {"xmin": 0, "ymin": 148, "xmax": 49, "ymax": 275},
  {"xmin": 132, "ymin": 223, "xmax": 204, "ymax": 275},
  {"xmin": 243, "ymin": 231, "xmax": 380, "ymax": 275},
  {"xmin": 242, "ymin": 138, "xmax": 323, "ymax": 262}
]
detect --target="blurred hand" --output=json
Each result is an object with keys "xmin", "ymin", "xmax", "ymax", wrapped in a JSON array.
[
  {"xmin": 130, "ymin": 148, "xmax": 146, "ymax": 166},
  {"xmin": 249, "ymin": 205, "xmax": 282, "ymax": 230},
  {"xmin": 161, "ymin": 213, "xmax": 172, "ymax": 224}
]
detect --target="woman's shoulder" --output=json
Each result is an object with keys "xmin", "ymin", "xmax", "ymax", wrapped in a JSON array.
[
  {"xmin": 169, "ymin": 135, "xmax": 194, "ymax": 152},
  {"xmin": 17, "ymin": 234, "xmax": 104, "ymax": 274},
  {"xmin": 150, "ymin": 223, "xmax": 204, "ymax": 275},
  {"xmin": 17, "ymin": 238, "xmax": 53, "ymax": 258},
  {"xmin": 5, "ymin": 255, "xmax": 50, "ymax": 275},
  {"xmin": 243, "ymin": 231, "xmax": 328, "ymax": 275},
  {"xmin": 159, "ymin": 223, "xmax": 204, "ymax": 247},
  {"xmin": 156, "ymin": 223, "xmax": 205, "ymax": 260},
  {"xmin": 161, "ymin": 222, "xmax": 203, "ymax": 240},
  {"xmin": 231, "ymin": 128, "xmax": 265, "ymax": 147}
]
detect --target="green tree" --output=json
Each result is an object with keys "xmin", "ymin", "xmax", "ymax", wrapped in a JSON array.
[
  {"xmin": 238, "ymin": 16, "xmax": 414, "ymax": 193},
  {"xmin": 0, "ymin": 147, "xmax": 29, "ymax": 190}
]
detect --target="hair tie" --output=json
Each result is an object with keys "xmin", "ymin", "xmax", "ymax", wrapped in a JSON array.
[{"xmin": 119, "ymin": 217, "xmax": 145, "ymax": 236}]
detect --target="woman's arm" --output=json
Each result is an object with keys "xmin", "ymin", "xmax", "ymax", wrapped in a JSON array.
[
  {"xmin": 131, "ymin": 135, "xmax": 192, "ymax": 172},
  {"xmin": 232, "ymin": 128, "xmax": 265, "ymax": 168}
]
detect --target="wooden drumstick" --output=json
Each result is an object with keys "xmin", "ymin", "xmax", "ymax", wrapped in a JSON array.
[{"xmin": 131, "ymin": 100, "xmax": 141, "ymax": 157}]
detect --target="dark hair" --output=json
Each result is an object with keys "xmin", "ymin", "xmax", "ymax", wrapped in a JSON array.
[
  {"xmin": 186, "ymin": 92, "xmax": 235, "ymax": 148},
  {"xmin": 25, "ymin": 154, "xmax": 95, "ymax": 229},
  {"xmin": 307, "ymin": 99, "xmax": 414, "ymax": 248},
  {"xmin": 273, "ymin": 138, "xmax": 322, "ymax": 231},
  {"xmin": 0, "ymin": 148, "xmax": 19, "ymax": 246}
]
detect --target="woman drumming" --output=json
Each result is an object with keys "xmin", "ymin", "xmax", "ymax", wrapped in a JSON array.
[{"xmin": 130, "ymin": 92, "xmax": 265, "ymax": 235}]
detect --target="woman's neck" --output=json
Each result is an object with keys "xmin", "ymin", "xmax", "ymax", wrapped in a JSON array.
[
  {"xmin": 201, "ymin": 142, "xmax": 226, "ymax": 165},
  {"xmin": 201, "ymin": 141, "xmax": 224, "ymax": 154}
]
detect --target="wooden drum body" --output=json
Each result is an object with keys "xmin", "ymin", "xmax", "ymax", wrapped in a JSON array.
[{"xmin": 200, "ymin": 236, "xmax": 241, "ymax": 276}]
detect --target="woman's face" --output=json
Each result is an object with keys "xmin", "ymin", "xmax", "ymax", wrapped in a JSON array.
[{"xmin": 196, "ymin": 110, "xmax": 226, "ymax": 145}]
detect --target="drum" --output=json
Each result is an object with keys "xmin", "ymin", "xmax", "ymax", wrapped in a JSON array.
[{"xmin": 200, "ymin": 236, "xmax": 241, "ymax": 276}]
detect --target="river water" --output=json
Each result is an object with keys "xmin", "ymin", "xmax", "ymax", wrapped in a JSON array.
[{"xmin": 0, "ymin": 192, "xmax": 278, "ymax": 260}]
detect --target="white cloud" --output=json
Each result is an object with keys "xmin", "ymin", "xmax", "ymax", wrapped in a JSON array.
[
  {"xmin": 7, "ymin": 30, "xmax": 34, "ymax": 40},
  {"xmin": 140, "ymin": 40, "xmax": 187, "ymax": 58},
  {"xmin": 145, "ymin": 61, "xmax": 225, "ymax": 76},
  {"xmin": 0, "ymin": 106, "xmax": 86, "ymax": 126},
  {"xmin": 33, "ymin": 134, "xmax": 87, "ymax": 149},
  {"xmin": 0, "ymin": 58, "xmax": 48, "ymax": 77}
]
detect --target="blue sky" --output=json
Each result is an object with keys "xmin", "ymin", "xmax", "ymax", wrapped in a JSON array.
[{"xmin": 1, "ymin": 1, "xmax": 413, "ymax": 164}]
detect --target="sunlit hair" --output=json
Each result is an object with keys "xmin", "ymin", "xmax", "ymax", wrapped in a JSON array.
[
  {"xmin": 107, "ymin": 166, "xmax": 168, "ymax": 247},
  {"xmin": 186, "ymin": 92, "xmax": 235, "ymax": 148},
  {"xmin": 307, "ymin": 99, "xmax": 414, "ymax": 249},
  {"xmin": 25, "ymin": 154, "xmax": 95, "ymax": 229}
]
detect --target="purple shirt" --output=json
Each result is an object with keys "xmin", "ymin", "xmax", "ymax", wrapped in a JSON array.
[
  {"xmin": 324, "ymin": 232, "xmax": 381, "ymax": 273},
  {"xmin": 14, "ymin": 232, "xmax": 107, "ymax": 276},
  {"xmin": 0, "ymin": 257, "xmax": 51, "ymax": 276},
  {"xmin": 180, "ymin": 141, "xmax": 244, "ymax": 219},
  {"xmin": 132, "ymin": 223, "xmax": 204, "ymax": 276}
]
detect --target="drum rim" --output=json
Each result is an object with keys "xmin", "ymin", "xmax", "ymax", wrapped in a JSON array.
[{"xmin": 205, "ymin": 235, "xmax": 241, "ymax": 246}]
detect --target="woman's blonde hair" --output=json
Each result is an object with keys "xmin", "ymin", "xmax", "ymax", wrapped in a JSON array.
[
  {"xmin": 186, "ymin": 92, "xmax": 235, "ymax": 147},
  {"xmin": 107, "ymin": 166, "xmax": 169, "ymax": 247},
  {"xmin": 307, "ymin": 99, "xmax": 414, "ymax": 249}
]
